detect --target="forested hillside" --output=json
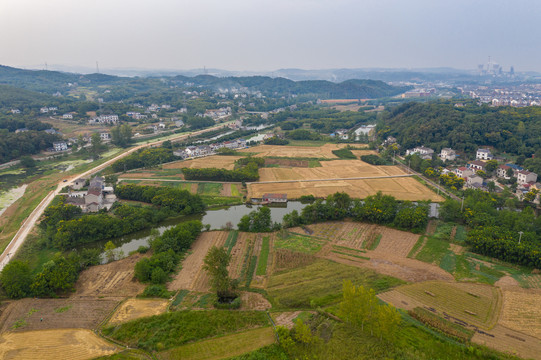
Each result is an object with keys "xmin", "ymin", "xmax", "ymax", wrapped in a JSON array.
[{"xmin": 380, "ymin": 102, "xmax": 541, "ymax": 157}]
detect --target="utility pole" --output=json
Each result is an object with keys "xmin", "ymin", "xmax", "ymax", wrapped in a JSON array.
[
  {"xmin": 461, "ymin": 195, "xmax": 465, "ymax": 212},
  {"xmin": 518, "ymin": 231, "xmax": 523, "ymax": 245}
]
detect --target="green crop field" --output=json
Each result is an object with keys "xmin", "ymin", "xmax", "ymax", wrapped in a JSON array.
[
  {"xmin": 274, "ymin": 233, "xmax": 326, "ymax": 254},
  {"xmin": 159, "ymin": 327, "xmax": 275, "ymax": 360},
  {"xmin": 256, "ymin": 236, "xmax": 270, "ymax": 276},
  {"xmin": 267, "ymin": 259, "xmax": 403, "ymax": 308},
  {"xmin": 396, "ymin": 281, "xmax": 501, "ymax": 329}
]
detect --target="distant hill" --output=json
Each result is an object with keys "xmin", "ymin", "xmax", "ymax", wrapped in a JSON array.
[
  {"xmin": 0, "ymin": 65, "xmax": 410, "ymax": 99},
  {"xmin": 0, "ymin": 84, "xmax": 58, "ymax": 108}
]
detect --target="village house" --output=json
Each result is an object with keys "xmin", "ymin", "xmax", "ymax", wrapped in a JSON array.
[
  {"xmin": 71, "ymin": 177, "xmax": 87, "ymax": 190},
  {"xmin": 476, "ymin": 148, "xmax": 493, "ymax": 161},
  {"xmin": 468, "ymin": 160, "xmax": 487, "ymax": 172},
  {"xmin": 62, "ymin": 113, "xmax": 73, "ymax": 120},
  {"xmin": 466, "ymin": 175, "xmax": 484, "ymax": 189},
  {"xmin": 454, "ymin": 167, "xmax": 475, "ymax": 179},
  {"xmin": 262, "ymin": 193, "xmax": 288, "ymax": 203},
  {"xmin": 52, "ymin": 141, "xmax": 68, "ymax": 152},
  {"xmin": 66, "ymin": 176, "xmax": 116, "ymax": 213},
  {"xmin": 11, "ymin": 109, "xmax": 21, "ymax": 114},
  {"xmin": 100, "ymin": 132, "xmax": 111, "ymax": 141},
  {"xmin": 40, "ymin": 107, "xmax": 49, "ymax": 113},
  {"xmin": 517, "ymin": 170, "xmax": 538, "ymax": 185},
  {"xmin": 439, "ymin": 148, "xmax": 457, "ymax": 161},
  {"xmin": 406, "ymin": 146, "xmax": 434, "ymax": 160}
]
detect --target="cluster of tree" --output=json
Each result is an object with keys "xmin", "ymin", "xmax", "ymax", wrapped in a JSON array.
[
  {"xmin": 285, "ymin": 129, "xmax": 322, "ymax": 141},
  {"xmin": 238, "ymin": 206, "xmax": 280, "ymax": 232},
  {"xmin": 440, "ymin": 189, "xmax": 541, "ymax": 268},
  {"xmin": 0, "ymin": 128, "xmax": 61, "ymax": 163},
  {"xmin": 380, "ymin": 101, "xmax": 541, "ymax": 159},
  {"xmin": 186, "ymin": 116, "xmax": 214, "ymax": 129},
  {"xmin": 272, "ymin": 105, "xmax": 376, "ymax": 135},
  {"xmin": 283, "ymin": 192, "xmax": 429, "ymax": 232},
  {"xmin": 111, "ymin": 147, "xmax": 177, "ymax": 172},
  {"xmin": 134, "ymin": 221, "xmax": 202, "ymax": 284},
  {"xmin": 338, "ymin": 280, "xmax": 401, "ymax": 340},
  {"xmin": 114, "ymin": 184, "xmax": 205, "ymax": 214},
  {"xmin": 361, "ymin": 154, "xmax": 386, "ymax": 165},
  {"xmin": 53, "ymin": 204, "xmax": 171, "ymax": 250},
  {"xmin": 110, "ymin": 124, "xmax": 133, "ymax": 148},
  {"xmin": 332, "ymin": 148, "xmax": 356, "ymax": 159},
  {"xmin": 0, "ymin": 248, "xmax": 102, "ymax": 299},
  {"xmin": 182, "ymin": 157, "xmax": 263, "ymax": 182},
  {"xmin": 264, "ymin": 136, "xmax": 289, "ymax": 145}
]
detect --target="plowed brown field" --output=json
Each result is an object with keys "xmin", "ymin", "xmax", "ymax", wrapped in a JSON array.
[
  {"xmin": 168, "ymin": 231, "xmax": 228, "ymax": 291},
  {"xmin": 73, "ymin": 254, "xmax": 147, "ymax": 298}
]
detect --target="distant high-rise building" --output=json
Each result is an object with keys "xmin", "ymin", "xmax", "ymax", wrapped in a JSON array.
[{"xmin": 510, "ymin": 66, "xmax": 515, "ymax": 75}]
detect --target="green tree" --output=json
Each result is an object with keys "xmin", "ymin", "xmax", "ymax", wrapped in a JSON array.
[
  {"xmin": 485, "ymin": 160, "xmax": 498, "ymax": 174},
  {"xmin": 20, "ymin": 155, "xmax": 36, "ymax": 168},
  {"xmin": 0, "ymin": 261, "xmax": 33, "ymax": 299},
  {"xmin": 90, "ymin": 132, "xmax": 106, "ymax": 159},
  {"xmin": 203, "ymin": 246, "xmax": 237, "ymax": 300},
  {"xmin": 104, "ymin": 241, "xmax": 117, "ymax": 263}
]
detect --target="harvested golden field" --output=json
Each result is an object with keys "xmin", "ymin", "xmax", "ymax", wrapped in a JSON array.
[
  {"xmin": 73, "ymin": 253, "xmax": 147, "ymax": 298},
  {"xmin": 250, "ymin": 160, "xmax": 443, "ymax": 202},
  {"xmin": 0, "ymin": 329, "xmax": 120, "ymax": 360},
  {"xmin": 500, "ymin": 288, "xmax": 541, "ymax": 339},
  {"xmin": 163, "ymin": 156, "xmax": 243, "ymax": 170},
  {"xmin": 240, "ymin": 292, "xmax": 271, "ymax": 311},
  {"xmin": 108, "ymin": 299, "xmax": 169, "ymax": 325},
  {"xmin": 377, "ymin": 289, "xmax": 427, "ymax": 311},
  {"xmin": 472, "ymin": 324, "xmax": 541, "ymax": 360},
  {"xmin": 396, "ymin": 281, "xmax": 501, "ymax": 329},
  {"xmin": 240, "ymin": 143, "xmax": 346, "ymax": 158},
  {"xmin": 0, "ymin": 299, "xmax": 118, "ymax": 333},
  {"xmin": 249, "ymin": 177, "xmax": 442, "ymax": 201},
  {"xmin": 168, "ymin": 231, "xmax": 228, "ymax": 292}
]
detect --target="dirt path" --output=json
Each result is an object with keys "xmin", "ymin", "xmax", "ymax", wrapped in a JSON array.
[{"xmin": 0, "ymin": 123, "xmax": 230, "ymax": 271}]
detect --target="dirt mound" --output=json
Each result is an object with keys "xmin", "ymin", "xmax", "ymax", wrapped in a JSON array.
[
  {"xmin": 240, "ymin": 292, "xmax": 271, "ymax": 311},
  {"xmin": 108, "ymin": 299, "xmax": 169, "ymax": 325},
  {"xmin": 73, "ymin": 254, "xmax": 147, "ymax": 298}
]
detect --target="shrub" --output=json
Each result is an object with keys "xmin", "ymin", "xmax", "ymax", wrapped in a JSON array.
[{"xmin": 141, "ymin": 284, "xmax": 172, "ymax": 298}]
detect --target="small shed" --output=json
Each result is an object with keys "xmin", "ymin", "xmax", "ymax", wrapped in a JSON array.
[{"xmin": 262, "ymin": 193, "xmax": 288, "ymax": 203}]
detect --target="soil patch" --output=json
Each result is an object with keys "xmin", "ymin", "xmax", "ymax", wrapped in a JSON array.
[
  {"xmin": 272, "ymin": 311, "xmax": 304, "ymax": 329},
  {"xmin": 108, "ymin": 298, "xmax": 169, "ymax": 325},
  {"xmin": 163, "ymin": 156, "xmax": 242, "ymax": 170},
  {"xmin": 240, "ymin": 292, "xmax": 271, "ymax": 311}
]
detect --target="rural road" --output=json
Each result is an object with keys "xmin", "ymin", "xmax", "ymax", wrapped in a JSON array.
[{"xmin": 0, "ymin": 123, "xmax": 231, "ymax": 271}]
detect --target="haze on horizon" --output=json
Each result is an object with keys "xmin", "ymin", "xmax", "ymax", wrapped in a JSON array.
[{"xmin": 1, "ymin": 0, "xmax": 540, "ymax": 73}]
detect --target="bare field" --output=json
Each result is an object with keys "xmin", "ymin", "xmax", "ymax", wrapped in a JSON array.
[
  {"xmin": 500, "ymin": 288, "xmax": 541, "ymax": 339},
  {"xmin": 108, "ymin": 299, "xmax": 169, "ymax": 325},
  {"xmin": 168, "ymin": 231, "xmax": 228, "ymax": 292},
  {"xmin": 0, "ymin": 329, "xmax": 120, "ymax": 360},
  {"xmin": 163, "ymin": 156, "xmax": 243, "ymax": 170},
  {"xmin": 350, "ymin": 149, "xmax": 377, "ymax": 158},
  {"xmin": 240, "ymin": 144, "xmax": 346, "ymax": 158},
  {"xmin": 240, "ymin": 292, "xmax": 271, "ymax": 311},
  {"xmin": 272, "ymin": 311, "xmax": 305, "ymax": 329},
  {"xmin": 73, "ymin": 254, "xmax": 147, "ymax": 298},
  {"xmin": 42, "ymin": 118, "xmax": 109, "ymax": 138},
  {"xmin": 250, "ymin": 161, "xmax": 442, "ymax": 202},
  {"xmin": 0, "ymin": 299, "xmax": 118, "ymax": 333}
]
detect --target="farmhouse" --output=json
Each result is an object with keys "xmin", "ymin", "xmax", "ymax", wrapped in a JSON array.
[
  {"xmin": 476, "ymin": 148, "xmax": 493, "ymax": 161},
  {"xmin": 262, "ymin": 193, "xmax": 288, "ymax": 203},
  {"xmin": 62, "ymin": 113, "xmax": 73, "ymax": 119},
  {"xmin": 468, "ymin": 160, "xmax": 486, "ymax": 172},
  {"xmin": 454, "ymin": 167, "xmax": 474, "ymax": 179},
  {"xmin": 66, "ymin": 176, "xmax": 116, "ymax": 212},
  {"xmin": 406, "ymin": 146, "xmax": 434, "ymax": 160},
  {"xmin": 439, "ymin": 148, "xmax": 457, "ymax": 161},
  {"xmin": 517, "ymin": 170, "xmax": 538, "ymax": 185},
  {"xmin": 52, "ymin": 141, "xmax": 68, "ymax": 152}
]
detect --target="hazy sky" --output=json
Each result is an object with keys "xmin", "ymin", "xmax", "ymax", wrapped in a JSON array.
[{"xmin": 1, "ymin": 0, "xmax": 540, "ymax": 72}]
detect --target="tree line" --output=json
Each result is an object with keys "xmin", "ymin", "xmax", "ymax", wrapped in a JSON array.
[
  {"xmin": 114, "ymin": 184, "xmax": 205, "ymax": 214},
  {"xmin": 283, "ymin": 192, "xmax": 429, "ymax": 232},
  {"xmin": 182, "ymin": 157, "xmax": 263, "ymax": 182},
  {"xmin": 111, "ymin": 147, "xmax": 177, "ymax": 172}
]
